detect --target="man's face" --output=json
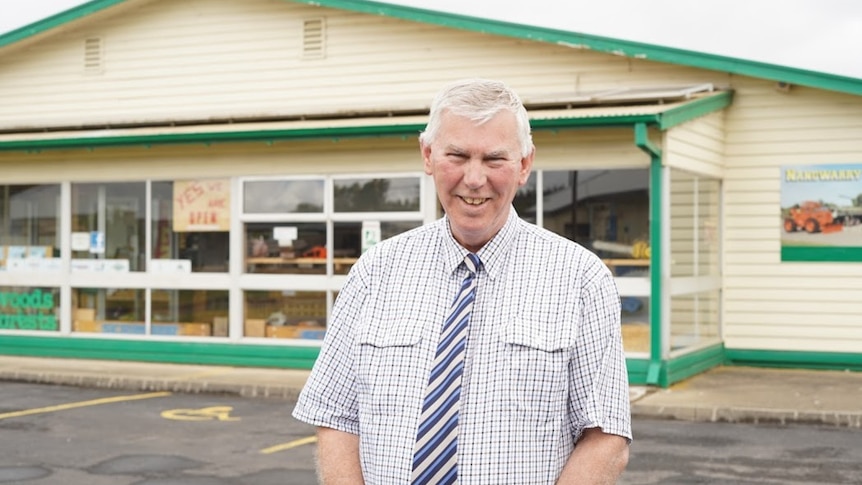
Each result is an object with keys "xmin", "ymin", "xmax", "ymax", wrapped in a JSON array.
[{"xmin": 422, "ymin": 110, "xmax": 534, "ymax": 252}]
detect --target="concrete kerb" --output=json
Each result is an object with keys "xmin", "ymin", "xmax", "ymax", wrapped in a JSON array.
[
  {"xmin": 631, "ymin": 402, "xmax": 862, "ymax": 428},
  {"xmin": 0, "ymin": 370, "xmax": 302, "ymax": 401}
]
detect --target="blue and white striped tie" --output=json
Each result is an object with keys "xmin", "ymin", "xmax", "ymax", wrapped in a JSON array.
[{"xmin": 412, "ymin": 253, "xmax": 481, "ymax": 485}]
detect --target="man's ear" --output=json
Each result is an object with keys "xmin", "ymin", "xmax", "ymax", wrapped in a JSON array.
[
  {"xmin": 519, "ymin": 146, "xmax": 536, "ymax": 185},
  {"xmin": 421, "ymin": 143, "xmax": 433, "ymax": 175}
]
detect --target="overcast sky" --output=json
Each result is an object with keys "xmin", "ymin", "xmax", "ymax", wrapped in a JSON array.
[{"xmin": 3, "ymin": 0, "xmax": 861, "ymax": 79}]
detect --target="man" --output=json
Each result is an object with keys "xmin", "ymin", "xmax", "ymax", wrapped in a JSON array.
[{"xmin": 293, "ymin": 78, "xmax": 632, "ymax": 484}]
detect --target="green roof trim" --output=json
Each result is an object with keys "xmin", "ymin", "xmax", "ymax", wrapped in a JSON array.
[
  {"xmin": 292, "ymin": 0, "xmax": 862, "ymax": 96},
  {"xmin": 658, "ymin": 90, "xmax": 734, "ymax": 130},
  {"xmin": 0, "ymin": 123, "xmax": 427, "ymax": 152},
  {"xmin": 0, "ymin": 0, "xmax": 128, "ymax": 49}
]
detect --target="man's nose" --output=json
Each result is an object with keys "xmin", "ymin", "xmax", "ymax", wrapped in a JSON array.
[{"xmin": 462, "ymin": 160, "xmax": 486, "ymax": 188}]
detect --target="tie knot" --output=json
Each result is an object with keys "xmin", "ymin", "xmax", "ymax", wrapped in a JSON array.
[{"xmin": 464, "ymin": 253, "xmax": 481, "ymax": 274}]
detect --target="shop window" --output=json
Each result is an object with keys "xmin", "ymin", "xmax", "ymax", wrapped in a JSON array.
[
  {"xmin": 543, "ymin": 169, "xmax": 650, "ymax": 271},
  {"xmin": 670, "ymin": 289, "xmax": 721, "ymax": 350},
  {"xmin": 71, "ymin": 182, "xmax": 146, "ymax": 272},
  {"xmin": 670, "ymin": 171, "xmax": 721, "ymax": 278},
  {"xmin": 244, "ymin": 290, "xmax": 327, "ymax": 339},
  {"xmin": 0, "ymin": 286, "xmax": 60, "ymax": 332},
  {"xmin": 246, "ymin": 222, "xmax": 327, "ymax": 275},
  {"xmin": 668, "ymin": 169, "xmax": 722, "ymax": 353},
  {"xmin": 620, "ymin": 297, "xmax": 650, "ymax": 354},
  {"xmin": 332, "ymin": 220, "xmax": 421, "ymax": 275},
  {"xmin": 151, "ymin": 289, "xmax": 228, "ymax": 337},
  {"xmin": 518, "ymin": 169, "xmax": 651, "ymax": 355},
  {"xmin": 243, "ymin": 179, "xmax": 324, "ymax": 214},
  {"xmin": 72, "ymin": 287, "xmax": 145, "ymax": 333},
  {"xmin": 0, "ymin": 185, "xmax": 61, "ymax": 272},
  {"xmin": 242, "ymin": 175, "xmax": 423, "ymax": 276},
  {"xmin": 513, "ymin": 172, "xmax": 537, "ymax": 224},
  {"xmin": 151, "ymin": 180, "xmax": 230, "ymax": 273},
  {"xmin": 333, "ymin": 177, "xmax": 420, "ymax": 212}
]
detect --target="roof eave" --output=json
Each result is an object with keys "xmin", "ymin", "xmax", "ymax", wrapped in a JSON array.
[{"xmin": 0, "ymin": 0, "xmax": 129, "ymax": 49}]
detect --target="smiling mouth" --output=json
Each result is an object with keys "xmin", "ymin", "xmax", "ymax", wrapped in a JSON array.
[{"xmin": 461, "ymin": 196, "xmax": 488, "ymax": 205}]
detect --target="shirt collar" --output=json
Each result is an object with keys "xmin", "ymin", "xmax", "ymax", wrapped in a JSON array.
[{"xmin": 439, "ymin": 206, "xmax": 521, "ymax": 281}]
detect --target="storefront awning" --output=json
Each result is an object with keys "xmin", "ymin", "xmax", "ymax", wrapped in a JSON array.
[{"xmin": 0, "ymin": 90, "xmax": 731, "ymax": 152}]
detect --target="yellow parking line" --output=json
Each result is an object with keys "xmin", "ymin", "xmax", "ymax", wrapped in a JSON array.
[
  {"xmin": 260, "ymin": 436, "xmax": 317, "ymax": 454},
  {"xmin": 0, "ymin": 391, "xmax": 172, "ymax": 420}
]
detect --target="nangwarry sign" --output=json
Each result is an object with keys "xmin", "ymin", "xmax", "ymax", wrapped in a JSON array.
[{"xmin": 780, "ymin": 163, "xmax": 862, "ymax": 262}]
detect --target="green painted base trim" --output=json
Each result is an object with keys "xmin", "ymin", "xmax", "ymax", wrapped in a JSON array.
[
  {"xmin": 663, "ymin": 344, "xmax": 726, "ymax": 387},
  {"xmin": 0, "ymin": 335, "xmax": 320, "ymax": 369},
  {"xmin": 725, "ymin": 349, "xmax": 862, "ymax": 372},
  {"xmin": 626, "ymin": 345, "xmax": 726, "ymax": 388},
  {"xmin": 625, "ymin": 358, "xmax": 650, "ymax": 386},
  {"xmin": 781, "ymin": 246, "xmax": 862, "ymax": 262}
]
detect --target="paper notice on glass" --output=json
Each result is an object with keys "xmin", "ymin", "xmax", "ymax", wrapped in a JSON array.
[
  {"xmin": 362, "ymin": 221, "xmax": 381, "ymax": 254},
  {"xmin": 89, "ymin": 231, "xmax": 105, "ymax": 254},
  {"xmin": 273, "ymin": 226, "xmax": 298, "ymax": 246},
  {"xmin": 71, "ymin": 232, "xmax": 90, "ymax": 251}
]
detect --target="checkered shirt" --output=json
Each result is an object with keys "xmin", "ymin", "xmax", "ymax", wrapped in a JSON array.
[{"xmin": 292, "ymin": 208, "xmax": 632, "ymax": 484}]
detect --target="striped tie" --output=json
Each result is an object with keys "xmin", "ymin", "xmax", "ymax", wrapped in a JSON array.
[{"xmin": 412, "ymin": 253, "xmax": 481, "ymax": 485}]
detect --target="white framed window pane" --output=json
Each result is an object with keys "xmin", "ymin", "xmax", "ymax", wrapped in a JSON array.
[
  {"xmin": 245, "ymin": 222, "xmax": 327, "ymax": 274},
  {"xmin": 71, "ymin": 182, "xmax": 146, "ymax": 272},
  {"xmin": 513, "ymin": 172, "xmax": 537, "ymax": 224},
  {"xmin": 151, "ymin": 181, "xmax": 229, "ymax": 273},
  {"xmin": 152, "ymin": 289, "xmax": 227, "ymax": 337},
  {"xmin": 244, "ymin": 290, "xmax": 327, "ymax": 339},
  {"xmin": 243, "ymin": 179, "xmax": 324, "ymax": 214},
  {"xmin": 72, "ymin": 287, "xmax": 145, "ymax": 333},
  {"xmin": 333, "ymin": 220, "xmax": 422, "ymax": 274},
  {"xmin": 543, "ymin": 169, "xmax": 650, "ymax": 276},
  {"xmin": 0, "ymin": 185, "xmax": 61, "ymax": 272},
  {"xmin": 333, "ymin": 177, "xmax": 420, "ymax": 212}
]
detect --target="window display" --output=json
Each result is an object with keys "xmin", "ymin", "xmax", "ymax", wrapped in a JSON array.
[
  {"xmin": 152, "ymin": 180, "xmax": 229, "ymax": 273},
  {"xmin": 72, "ymin": 182, "xmax": 146, "ymax": 272},
  {"xmin": 0, "ymin": 184, "xmax": 61, "ymax": 272},
  {"xmin": 244, "ymin": 290, "xmax": 328, "ymax": 339},
  {"xmin": 245, "ymin": 222, "xmax": 328, "ymax": 275}
]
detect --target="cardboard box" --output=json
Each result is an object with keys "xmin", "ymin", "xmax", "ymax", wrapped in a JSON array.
[
  {"xmin": 244, "ymin": 319, "xmax": 266, "ymax": 338},
  {"xmin": 212, "ymin": 317, "xmax": 228, "ymax": 337},
  {"xmin": 73, "ymin": 320, "xmax": 100, "ymax": 333},
  {"xmin": 179, "ymin": 323, "xmax": 212, "ymax": 336},
  {"xmin": 74, "ymin": 308, "xmax": 96, "ymax": 323},
  {"xmin": 265, "ymin": 325, "xmax": 300, "ymax": 339}
]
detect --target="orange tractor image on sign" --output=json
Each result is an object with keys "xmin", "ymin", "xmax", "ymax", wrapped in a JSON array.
[{"xmin": 783, "ymin": 201, "xmax": 843, "ymax": 234}]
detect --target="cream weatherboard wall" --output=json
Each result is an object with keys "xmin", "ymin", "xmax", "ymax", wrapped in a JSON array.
[
  {"xmin": 0, "ymin": 0, "xmax": 729, "ymax": 132},
  {"xmin": 723, "ymin": 78, "xmax": 862, "ymax": 354}
]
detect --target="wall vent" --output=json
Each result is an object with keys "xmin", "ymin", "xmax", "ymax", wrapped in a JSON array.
[
  {"xmin": 302, "ymin": 18, "xmax": 326, "ymax": 59},
  {"xmin": 84, "ymin": 37, "xmax": 103, "ymax": 73}
]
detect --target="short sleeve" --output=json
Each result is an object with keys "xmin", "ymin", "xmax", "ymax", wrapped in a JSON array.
[{"xmin": 567, "ymin": 270, "xmax": 633, "ymax": 442}]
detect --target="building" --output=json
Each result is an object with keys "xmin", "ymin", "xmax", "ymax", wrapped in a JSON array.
[{"xmin": 1, "ymin": 0, "xmax": 860, "ymax": 386}]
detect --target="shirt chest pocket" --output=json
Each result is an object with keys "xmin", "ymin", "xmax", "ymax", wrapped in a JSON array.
[
  {"xmin": 501, "ymin": 318, "xmax": 573, "ymax": 422},
  {"xmin": 356, "ymin": 320, "xmax": 429, "ymax": 419}
]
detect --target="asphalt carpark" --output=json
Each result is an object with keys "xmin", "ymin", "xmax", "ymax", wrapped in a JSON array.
[{"xmin": 0, "ymin": 381, "xmax": 318, "ymax": 485}]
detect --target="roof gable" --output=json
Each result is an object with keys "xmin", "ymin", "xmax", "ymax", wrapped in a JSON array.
[{"xmin": 2, "ymin": 0, "xmax": 860, "ymax": 96}]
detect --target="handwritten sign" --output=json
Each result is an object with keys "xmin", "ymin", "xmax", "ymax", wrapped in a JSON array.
[{"xmin": 173, "ymin": 179, "xmax": 230, "ymax": 232}]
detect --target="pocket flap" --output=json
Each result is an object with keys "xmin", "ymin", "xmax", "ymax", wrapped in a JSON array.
[
  {"xmin": 500, "ymin": 317, "xmax": 572, "ymax": 352},
  {"xmin": 358, "ymin": 320, "xmax": 423, "ymax": 347}
]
